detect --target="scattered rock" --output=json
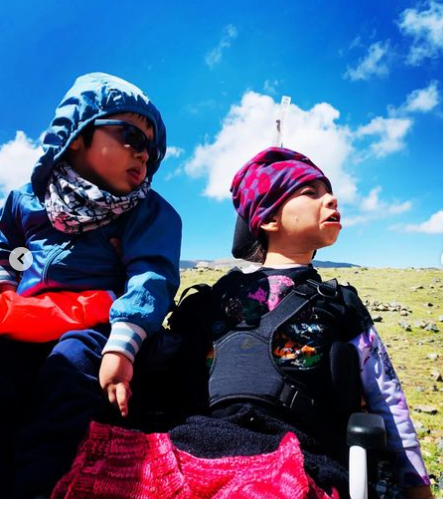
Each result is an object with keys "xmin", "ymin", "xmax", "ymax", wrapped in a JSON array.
[
  {"xmin": 414, "ymin": 421, "xmax": 430, "ymax": 434},
  {"xmin": 439, "ymin": 316, "xmax": 443, "ymax": 323},
  {"xmin": 427, "ymin": 353, "xmax": 440, "ymax": 361},
  {"xmin": 413, "ymin": 405, "xmax": 438, "ymax": 415},
  {"xmin": 398, "ymin": 320, "xmax": 412, "ymax": 331},
  {"xmin": 430, "ymin": 370, "xmax": 443, "ymax": 382},
  {"xmin": 425, "ymin": 302, "xmax": 434, "ymax": 307},
  {"xmin": 372, "ymin": 315, "xmax": 383, "ymax": 323},
  {"xmin": 366, "ymin": 300, "xmax": 415, "ymax": 314},
  {"xmin": 195, "ymin": 261, "xmax": 210, "ymax": 269},
  {"xmin": 414, "ymin": 320, "xmax": 428, "ymax": 328},
  {"xmin": 411, "ymin": 285, "xmax": 424, "ymax": 290},
  {"xmin": 416, "ymin": 386, "xmax": 426, "ymax": 392},
  {"xmin": 424, "ymin": 323, "xmax": 439, "ymax": 333}
]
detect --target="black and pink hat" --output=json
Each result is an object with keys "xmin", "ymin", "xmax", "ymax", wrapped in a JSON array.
[{"xmin": 230, "ymin": 147, "xmax": 333, "ymax": 261}]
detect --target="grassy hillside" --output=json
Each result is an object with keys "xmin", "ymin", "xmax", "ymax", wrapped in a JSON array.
[{"xmin": 178, "ymin": 266, "xmax": 443, "ymax": 497}]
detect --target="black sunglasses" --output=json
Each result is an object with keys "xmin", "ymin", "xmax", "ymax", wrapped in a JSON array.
[{"xmin": 93, "ymin": 119, "xmax": 159, "ymax": 162}]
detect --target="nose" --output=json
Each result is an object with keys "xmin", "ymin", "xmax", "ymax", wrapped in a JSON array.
[
  {"xmin": 134, "ymin": 147, "xmax": 149, "ymax": 163},
  {"xmin": 324, "ymin": 192, "xmax": 338, "ymax": 209}
]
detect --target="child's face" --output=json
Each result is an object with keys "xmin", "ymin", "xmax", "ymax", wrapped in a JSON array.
[
  {"xmin": 268, "ymin": 179, "xmax": 342, "ymax": 251},
  {"xmin": 68, "ymin": 113, "xmax": 154, "ymax": 195}
]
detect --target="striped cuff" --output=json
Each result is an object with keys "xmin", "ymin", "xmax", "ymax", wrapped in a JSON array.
[
  {"xmin": 102, "ymin": 321, "xmax": 148, "ymax": 363},
  {"xmin": 0, "ymin": 262, "xmax": 17, "ymax": 285},
  {"xmin": 0, "ymin": 279, "xmax": 18, "ymax": 288}
]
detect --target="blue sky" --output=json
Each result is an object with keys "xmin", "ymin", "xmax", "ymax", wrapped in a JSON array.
[{"xmin": 0, "ymin": 0, "xmax": 442, "ymax": 267}]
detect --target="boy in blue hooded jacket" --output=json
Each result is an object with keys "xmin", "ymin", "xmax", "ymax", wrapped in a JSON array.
[{"xmin": 0, "ymin": 72, "xmax": 181, "ymax": 496}]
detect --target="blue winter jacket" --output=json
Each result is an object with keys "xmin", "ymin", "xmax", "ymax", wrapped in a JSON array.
[{"xmin": 0, "ymin": 73, "xmax": 181, "ymax": 356}]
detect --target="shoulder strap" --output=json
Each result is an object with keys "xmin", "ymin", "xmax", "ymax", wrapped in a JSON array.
[
  {"xmin": 176, "ymin": 283, "xmax": 211, "ymax": 306},
  {"xmin": 264, "ymin": 278, "xmax": 341, "ymax": 417},
  {"xmin": 258, "ymin": 278, "xmax": 341, "ymax": 337},
  {"xmin": 168, "ymin": 282, "xmax": 212, "ymax": 313},
  {"xmin": 209, "ymin": 277, "xmax": 342, "ymax": 420}
]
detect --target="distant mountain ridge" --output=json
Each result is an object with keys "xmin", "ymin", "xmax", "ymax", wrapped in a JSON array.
[{"xmin": 180, "ymin": 259, "xmax": 360, "ymax": 270}]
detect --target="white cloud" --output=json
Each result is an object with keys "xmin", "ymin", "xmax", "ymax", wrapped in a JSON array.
[
  {"xmin": 349, "ymin": 35, "xmax": 363, "ymax": 50},
  {"xmin": 355, "ymin": 116, "xmax": 413, "ymax": 157},
  {"xmin": 398, "ymin": 1, "xmax": 443, "ymax": 64},
  {"xmin": 360, "ymin": 186, "xmax": 383, "ymax": 212},
  {"xmin": 341, "ymin": 215, "xmax": 371, "ymax": 227},
  {"xmin": 403, "ymin": 80, "xmax": 440, "ymax": 112},
  {"xmin": 182, "ymin": 85, "xmax": 429, "ymax": 225},
  {"xmin": 360, "ymin": 186, "xmax": 412, "ymax": 215},
  {"xmin": 344, "ymin": 41, "xmax": 391, "ymax": 81},
  {"xmin": 205, "ymin": 24, "xmax": 238, "ymax": 68},
  {"xmin": 184, "ymin": 91, "xmax": 357, "ymax": 202},
  {"xmin": 164, "ymin": 146, "xmax": 185, "ymax": 160},
  {"xmin": 387, "ymin": 81, "xmax": 440, "ymax": 119},
  {"xmin": 343, "ymin": 187, "xmax": 412, "ymax": 227},
  {"xmin": 263, "ymin": 80, "xmax": 280, "ymax": 95},
  {"xmin": 403, "ymin": 210, "xmax": 443, "ymax": 233},
  {"xmin": 339, "ymin": 83, "xmax": 434, "ymax": 160},
  {"xmin": 0, "ymin": 131, "xmax": 42, "ymax": 195},
  {"xmin": 387, "ymin": 201, "xmax": 414, "ymax": 214}
]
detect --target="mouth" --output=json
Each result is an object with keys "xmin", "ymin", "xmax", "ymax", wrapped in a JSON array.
[
  {"xmin": 322, "ymin": 212, "xmax": 342, "ymax": 228},
  {"xmin": 127, "ymin": 168, "xmax": 143, "ymax": 184}
]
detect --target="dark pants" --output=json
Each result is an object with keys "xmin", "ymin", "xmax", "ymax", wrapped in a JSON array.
[
  {"xmin": 1, "ymin": 326, "xmax": 190, "ymax": 498},
  {"xmin": 0, "ymin": 326, "xmax": 117, "ymax": 498}
]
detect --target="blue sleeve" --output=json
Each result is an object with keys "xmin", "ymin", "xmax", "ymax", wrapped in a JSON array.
[
  {"xmin": 0, "ymin": 191, "xmax": 24, "ymax": 287},
  {"xmin": 108, "ymin": 190, "xmax": 182, "ymax": 339}
]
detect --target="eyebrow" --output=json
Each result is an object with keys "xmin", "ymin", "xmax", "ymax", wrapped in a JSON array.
[
  {"xmin": 299, "ymin": 180, "xmax": 320, "ymax": 190},
  {"xmin": 134, "ymin": 114, "xmax": 153, "ymax": 128},
  {"xmin": 299, "ymin": 179, "xmax": 332, "ymax": 193}
]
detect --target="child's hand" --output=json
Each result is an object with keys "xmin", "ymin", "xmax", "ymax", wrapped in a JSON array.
[{"xmin": 99, "ymin": 352, "xmax": 134, "ymax": 417}]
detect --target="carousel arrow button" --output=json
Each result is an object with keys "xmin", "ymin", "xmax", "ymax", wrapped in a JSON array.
[{"xmin": 9, "ymin": 247, "xmax": 33, "ymax": 272}]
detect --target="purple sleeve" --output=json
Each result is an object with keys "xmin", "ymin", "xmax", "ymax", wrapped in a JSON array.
[{"xmin": 349, "ymin": 326, "xmax": 430, "ymax": 488}]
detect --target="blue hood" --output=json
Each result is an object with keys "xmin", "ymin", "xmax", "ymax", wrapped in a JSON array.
[{"xmin": 31, "ymin": 72, "xmax": 167, "ymax": 198}]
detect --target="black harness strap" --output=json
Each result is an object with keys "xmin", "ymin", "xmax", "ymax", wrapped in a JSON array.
[{"xmin": 209, "ymin": 278, "xmax": 342, "ymax": 421}]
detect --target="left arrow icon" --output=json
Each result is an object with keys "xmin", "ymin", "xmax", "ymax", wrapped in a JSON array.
[{"xmin": 9, "ymin": 247, "xmax": 34, "ymax": 272}]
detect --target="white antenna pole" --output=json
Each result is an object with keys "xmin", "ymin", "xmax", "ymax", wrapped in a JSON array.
[{"xmin": 273, "ymin": 95, "xmax": 291, "ymax": 148}]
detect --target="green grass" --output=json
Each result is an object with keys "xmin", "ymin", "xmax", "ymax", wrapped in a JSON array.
[{"xmin": 178, "ymin": 266, "xmax": 443, "ymax": 497}]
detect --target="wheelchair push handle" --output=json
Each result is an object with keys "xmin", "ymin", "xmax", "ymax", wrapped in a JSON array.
[
  {"xmin": 347, "ymin": 412, "xmax": 387, "ymax": 451},
  {"xmin": 347, "ymin": 413, "xmax": 387, "ymax": 499}
]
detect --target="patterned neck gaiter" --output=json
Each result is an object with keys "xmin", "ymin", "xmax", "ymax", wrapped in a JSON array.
[{"xmin": 45, "ymin": 162, "xmax": 150, "ymax": 234}]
